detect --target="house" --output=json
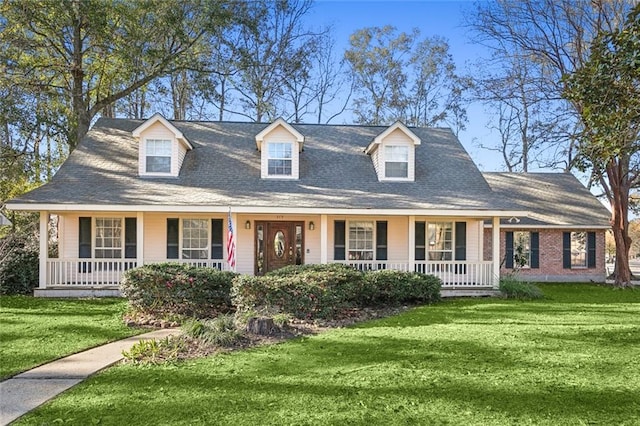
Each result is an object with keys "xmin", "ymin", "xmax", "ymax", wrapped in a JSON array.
[{"xmin": 6, "ymin": 114, "xmax": 611, "ymax": 296}]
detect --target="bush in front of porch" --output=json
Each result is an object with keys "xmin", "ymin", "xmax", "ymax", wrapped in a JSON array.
[
  {"xmin": 231, "ymin": 264, "xmax": 442, "ymax": 320},
  {"xmin": 121, "ymin": 263, "xmax": 237, "ymax": 318}
]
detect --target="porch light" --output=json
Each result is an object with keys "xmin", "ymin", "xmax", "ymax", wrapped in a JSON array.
[
  {"xmin": 245, "ymin": 220, "xmax": 251, "ymax": 230},
  {"xmin": 308, "ymin": 221, "xmax": 315, "ymax": 231}
]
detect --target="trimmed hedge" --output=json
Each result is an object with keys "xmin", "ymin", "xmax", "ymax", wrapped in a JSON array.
[
  {"xmin": 232, "ymin": 264, "xmax": 365, "ymax": 319},
  {"xmin": 121, "ymin": 263, "xmax": 237, "ymax": 317},
  {"xmin": 499, "ymin": 274, "xmax": 544, "ymax": 300},
  {"xmin": 231, "ymin": 264, "xmax": 442, "ymax": 319},
  {"xmin": 363, "ymin": 269, "xmax": 442, "ymax": 306}
]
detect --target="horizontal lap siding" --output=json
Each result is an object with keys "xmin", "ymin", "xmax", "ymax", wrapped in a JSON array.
[{"xmin": 260, "ymin": 126, "xmax": 299, "ymax": 179}]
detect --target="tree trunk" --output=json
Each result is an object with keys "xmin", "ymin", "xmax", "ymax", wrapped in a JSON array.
[
  {"xmin": 607, "ymin": 159, "xmax": 633, "ymax": 287},
  {"xmin": 246, "ymin": 317, "xmax": 276, "ymax": 335},
  {"xmin": 70, "ymin": 0, "xmax": 87, "ymax": 150}
]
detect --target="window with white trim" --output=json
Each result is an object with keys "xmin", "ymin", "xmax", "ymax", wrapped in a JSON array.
[
  {"xmin": 571, "ymin": 232, "xmax": 587, "ymax": 268},
  {"xmin": 182, "ymin": 219, "xmax": 209, "ymax": 259},
  {"xmin": 385, "ymin": 145, "xmax": 409, "ymax": 178},
  {"xmin": 267, "ymin": 142, "xmax": 293, "ymax": 176},
  {"xmin": 95, "ymin": 218, "xmax": 122, "ymax": 258},
  {"xmin": 513, "ymin": 231, "xmax": 531, "ymax": 268},
  {"xmin": 348, "ymin": 221, "xmax": 374, "ymax": 260},
  {"xmin": 145, "ymin": 139, "xmax": 172, "ymax": 173},
  {"xmin": 427, "ymin": 222, "xmax": 452, "ymax": 261}
]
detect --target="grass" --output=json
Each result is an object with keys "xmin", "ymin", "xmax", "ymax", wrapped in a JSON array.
[
  {"xmin": 0, "ymin": 296, "xmax": 142, "ymax": 379},
  {"xmin": 15, "ymin": 283, "xmax": 640, "ymax": 425}
]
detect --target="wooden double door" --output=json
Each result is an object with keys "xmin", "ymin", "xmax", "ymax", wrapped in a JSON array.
[{"xmin": 255, "ymin": 221, "xmax": 304, "ymax": 274}]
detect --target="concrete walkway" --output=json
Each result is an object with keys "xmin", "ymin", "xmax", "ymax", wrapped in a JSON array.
[{"xmin": 0, "ymin": 328, "xmax": 180, "ymax": 426}]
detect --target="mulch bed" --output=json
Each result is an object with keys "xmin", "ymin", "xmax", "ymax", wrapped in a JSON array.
[{"xmin": 122, "ymin": 305, "xmax": 414, "ymax": 364}]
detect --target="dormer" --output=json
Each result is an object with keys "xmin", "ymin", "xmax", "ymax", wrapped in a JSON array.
[
  {"xmin": 365, "ymin": 121, "xmax": 421, "ymax": 182},
  {"xmin": 255, "ymin": 118, "xmax": 304, "ymax": 180},
  {"xmin": 132, "ymin": 113, "xmax": 193, "ymax": 177}
]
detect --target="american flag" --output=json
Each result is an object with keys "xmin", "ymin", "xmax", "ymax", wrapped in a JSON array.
[{"xmin": 226, "ymin": 210, "xmax": 236, "ymax": 270}]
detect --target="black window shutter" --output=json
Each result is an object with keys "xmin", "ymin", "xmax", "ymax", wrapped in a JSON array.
[
  {"xmin": 78, "ymin": 217, "xmax": 92, "ymax": 273},
  {"xmin": 211, "ymin": 219, "xmax": 223, "ymax": 259},
  {"xmin": 334, "ymin": 221, "xmax": 345, "ymax": 260},
  {"xmin": 454, "ymin": 222, "xmax": 466, "ymax": 261},
  {"xmin": 505, "ymin": 231, "xmax": 514, "ymax": 269},
  {"xmin": 530, "ymin": 232, "xmax": 539, "ymax": 269},
  {"xmin": 563, "ymin": 232, "xmax": 572, "ymax": 269},
  {"xmin": 376, "ymin": 221, "xmax": 388, "ymax": 260},
  {"xmin": 79, "ymin": 217, "xmax": 92, "ymax": 258},
  {"xmin": 167, "ymin": 218, "xmax": 179, "ymax": 259},
  {"xmin": 415, "ymin": 221, "xmax": 426, "ymax": 261},
  {"xmin": 124, "ymin": 218, "xmax": 137, "ymax": 259},
  {"xmin": 587, "ymin": 232, "xmax": 596, "ymax": 268}
]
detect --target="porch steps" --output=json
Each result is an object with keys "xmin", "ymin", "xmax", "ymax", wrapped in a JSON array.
[{"xmin": 34, "ymin": 288, "xmax": 121, "ymax": 298}]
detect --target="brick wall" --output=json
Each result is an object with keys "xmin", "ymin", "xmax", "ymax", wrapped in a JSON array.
[{"xmin": 483, "ymin": 228, "xmax": 606, "ymax": 282}]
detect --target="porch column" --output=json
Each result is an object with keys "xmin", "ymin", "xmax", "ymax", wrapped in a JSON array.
[
  {"xmin": 136, "ymin": 211, "xmax": 144, "ymax": 266},
  {"xmin": 320, "ymin": 214, "xmax": 328, "ymax": 264},
  {"xmin": 408, "ymin": 215, "xmax": 415, "ymax": 272},
  {"xmin": 492, "ymin": 216, "xmax": 500, "ymax": 289},
  {"xmin": 38, "ymin": 211, "xmax": 48, "ymax": 289}
]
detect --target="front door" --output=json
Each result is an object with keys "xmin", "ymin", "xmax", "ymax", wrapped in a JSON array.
[{"xmin": 255, "ymin": 221, "xmax": 304, "ymax": 274}]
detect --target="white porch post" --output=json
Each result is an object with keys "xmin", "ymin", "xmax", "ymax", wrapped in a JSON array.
[
  {"xmin": 320, "ymin": 214, "xmax": 328, "ymax": 264},
  {"xmin": 408, "ymin": 215, "xmax": 415, "ymax": 272},
  {"xmin": 492, "ymin": 216, "xmax": 500, "ymax": 289},
  {"xmin": 136, "ymin": 211, "xmax": 144, "ymax": 266},
  {"xmin": 38, "ymin": 211, "xmax": 48, "ymax": 289}
]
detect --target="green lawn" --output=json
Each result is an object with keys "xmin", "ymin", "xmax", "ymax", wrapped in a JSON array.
[
  {"xmin": 16, "ymin": 284, "xmax": 640, "ymax": 425},
  {"xmin": 0, "ymin": 296, "xmax": 141, "ymax": 379}
]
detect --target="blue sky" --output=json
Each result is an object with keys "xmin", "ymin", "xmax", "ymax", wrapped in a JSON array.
[{"xmin": 305, "ymin": 0, "xmax": 503, "ymax": 171}]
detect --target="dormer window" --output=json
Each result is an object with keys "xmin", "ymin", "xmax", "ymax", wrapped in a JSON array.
[
  {"xmin": 132, "ymin": 113, "xmax": 193, "ymax": 178},
  {"xmin": 267, "ymin": 142, "xmax": 293, "ymax": 176},
  {"xmin": 256, "ymin": 118, "xmax": 304, "ymax": 180},
  {"xmin": 145, "ymin": 139, "xmax": 172, "ymax": 173},
  {"xmin": 365, "ymin": 121, "xmax": 421, "ymax": 182},
  {"xmin": 385, "ymin": 145, "xmax": 409, "ymax": 178}
]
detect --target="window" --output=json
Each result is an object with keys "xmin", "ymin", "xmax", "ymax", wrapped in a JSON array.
[
  {"xmin": 348, "ymin": 221, "xmax": 374, "ymax": 261},
  {"xmin": 95, "ymin": 218, "xmax": 122, "ymax": 258},
  {"xmin": 427, "ymin": 222, "xmax": 452, "ymax": 261},
  {"xmin": 145, "ymin": 139, "xmax": 172, "ymax": 173},
  {"xmin": 182, "ymin": 219, "xmax": 209, "ymax": 259},
  {"xmin": 571, "ymin": 232, "xmax": 587, "ymax": 268},
  {"xmin": 513, "ymin": 231, "xmax": 531, "ymax": 268},
  {"xmin": 385, "ymin": 145, "xmax": 409, "ymax": 178},
  {"xmin": 267, "ymin": 142, "xmax": 292, "ymax": 176}
]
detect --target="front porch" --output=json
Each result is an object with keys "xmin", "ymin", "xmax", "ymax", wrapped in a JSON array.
[{"xmin": 34, "ymin": 210, "xmax": 507, "ymax": 297}]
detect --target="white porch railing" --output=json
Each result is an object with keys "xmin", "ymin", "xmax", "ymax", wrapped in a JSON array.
[
  {"xmin": 45, "ymin": 259, "xmax": 227, "ymax": 287},
  {"xmin": 337, "ymin": 260, "xmax": 494, "ymax": 288},
  {"xmin": 44, "ymin": 259, "xmax": 491, "ymax": 288},
  {"xmin": 46, "ymin": 259, "xmax": 138, "ymax": 287}
]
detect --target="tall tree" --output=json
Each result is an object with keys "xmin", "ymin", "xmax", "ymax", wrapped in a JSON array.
[
  {"xmin": 0, "ymin": 0, "xmax": 230, "ymax": 149},
  {"xmin": 226, "ymin": 0, "xmax": 318, "ymax": 122},
  {"xmin": 564, "ymin": 5, "xmax": 640, "ymax": 286},
  {"xmin": 345, "ymin": 26, "xmax": 468, "ymax": 130},
  {"xmin": 467, "ymin": 0, "xmax": 634, "ymax": 171}
]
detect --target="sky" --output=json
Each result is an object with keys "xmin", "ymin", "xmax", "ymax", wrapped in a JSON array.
[{"xmin": 304, "ymin": 0, "xmax": 506, "ymax": 172}]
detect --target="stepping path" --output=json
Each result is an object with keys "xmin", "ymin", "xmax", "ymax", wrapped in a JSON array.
[{"xmin": 0, "ymin": 328, "xmax": 180, "ymax": 425}]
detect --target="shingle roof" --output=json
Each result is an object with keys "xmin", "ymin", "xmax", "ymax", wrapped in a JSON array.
[
  {"xmin": 483, "ymin": 172, "xmax": 611, "ymax": 227},
  {"xmin": 11, "ymin": 118, "xmax": 512, "ymax": 211}
]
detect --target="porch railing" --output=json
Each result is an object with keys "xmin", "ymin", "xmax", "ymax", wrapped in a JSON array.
[
  {"xmin": 46, "ymin": 259, "xmax": 138, "ymax": 287},
  {"xmin": 337, "ymin": 260, "xmax": 494, "ymax": 287},
  {"xmin": 45, "ymin": 259, "xmax": 227, "ymax": 287}
]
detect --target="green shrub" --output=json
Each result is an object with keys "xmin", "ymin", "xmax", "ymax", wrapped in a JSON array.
[
  {"xmin": 122, "ymin": 336, "xmax": 187, "ymax": 365},
  {"xmin": 182, "ymin": 315, "xmax": 243, "ymax": 346},
  {"xmin": 0, "ymin": 232, "xmax": 39, "ymax": 295},
  {"xmin": 363, "ymin": 270, "xmax": 442, "ymax": 306},
  {"xmin": 499, "ymin": 274, "xmax": 544, "ymax": 300},
  {"xmin": 121, "ymin": 263, "xmax": 237, "ymax": 317},
  {"xmin": 231, "ymin": 264, "xmax": 365, "ymax": 319}
]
